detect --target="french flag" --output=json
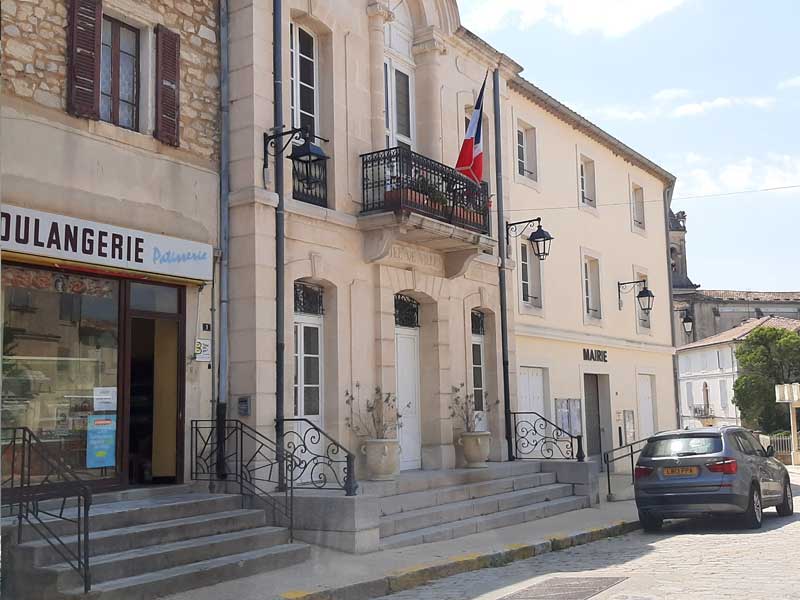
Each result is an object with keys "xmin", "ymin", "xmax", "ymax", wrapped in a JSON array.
[{"xmin": 456, "ymin": 74, "xmax": 487, "ymax": 183}]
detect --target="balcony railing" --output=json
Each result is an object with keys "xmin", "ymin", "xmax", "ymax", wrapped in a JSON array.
[
  {"xmin": 692, "ymin": 405, "xmax": 714, "ymax": 418},
  {"xmin": 361, "ymin": 146, "xmax": 490, "ymax": 234}
]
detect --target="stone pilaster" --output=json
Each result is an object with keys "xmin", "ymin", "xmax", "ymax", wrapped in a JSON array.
[
  {"xmin": 412, "ymin": 27, "xmax": 448, "ymax": 162},
  {"xmin": 366, "ymin": 2, "xmax": 394, "ymax": 151}
]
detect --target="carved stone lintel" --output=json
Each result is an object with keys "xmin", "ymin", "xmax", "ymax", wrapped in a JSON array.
[
  {"xmin": 364, "ymin": 228, "xmax": 398, "ymax": 263},
  {"xmin": 367, "ymin": 1, "xmax": 395, "ymax": 23},
  {"xmin": 444, "ymin": 249, "xmax": 481, "ymax": 279},
  {"xmin": 310, "ymin": 252, "xmax": 324, "ymax": 279}
]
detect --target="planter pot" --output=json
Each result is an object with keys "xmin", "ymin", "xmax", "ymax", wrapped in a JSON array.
[
  {"xmin": 384, "ymin": 188, "xmax": 430, "ymax": 210},
  {"xmin": 361, "ymin": 439, "xmax": 400, "ymax": 481},
  {"xmin": 459, "ymin": 431, "xmax": 491, "ymax": 468}
]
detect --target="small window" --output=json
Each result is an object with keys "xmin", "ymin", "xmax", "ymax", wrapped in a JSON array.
[
  {"xmin": 579, "ymin": 155, "xmax": 596, "ymax": 206},
  {"xmin": 394, "ymin": 294, "xmax": 420, "ymax": 328},
  {"xmin": 294, "ymin": 282, "xmax": 324, "ymax": 315},
  {"xmin": 632, "ymin": 183, "xmax": 645, "ymax": 229},
  {"xmin": 471, "ymin": 310, "xmax": 485, "ymax": 336},
  {"xmin": 583, "ymin": 256, "xmax": 601, "ymax": 318},
  {"xmin": 516, "ymin": 125, "xmax": 538, "ymax": 181},
  {"xmin": 290, "ymin": 24, "xmax": 317, "ymax": 137},
  {"xmin": 101, "ymin": 16, "xmax": 140, "ymax": 130},
  {"xmin": 637, "ymin": 273, "xmax": 651, "ymax": 329},
  {"xmin": 520, "ymin": 243, "xmax": 542, "ymax": 308}
]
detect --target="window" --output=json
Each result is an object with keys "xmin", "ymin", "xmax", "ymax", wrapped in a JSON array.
[
  {"xmin": 719, "ymin": 380, "xmax": 729, "ymax": 410},
  {"xmin": 290, "ymin": 24, "xmax": 317, "ymax": 138},
  {"xmin": 699, "ymin": 382, "xmax": 710, "ymax": 416},
  {"xmin": 641, "ymin": 435, "xmax": 722, "ymax": 458},
  {"xmin": 471, "ymin": 311, "xmax": 486, "ymax": 430},
  {"xmin": 394, "ymin": 294, "xmax": 420, "ymax": 328},
  {"xmin": 293, "ymin": 320, "xmax": 322, "ymax": 419},
  {"xmin": 583, "ymin": 256, "xmax": 601, "ymax": 319},
  {"xmin": 631, "ymin": 183, "xmax": 645, "ymax": 229},
  {"xmin": 516, "ymin": 125, "xmax": 538, "ymax": 181},
  {"xmin": 385, "ymin": 60, "xmax": 413, "ymax": 149},
  {"xmin": 636, "ymin": 273, "xmax": 650, "ymax": 329},
  {"xmin": 555, "ymin": 398, "xmax": 582, "ymax": 436},
  {"xmin": 579, "ymin": 155, "xmax": 596, "ymax": 206},
  {"xmin": 520, "ymin": 243, "xmax": 542, "ymax": 308},
  {"xmin": 685, "ymin": 382, "xmax": 694, "ymax": 412},
  {"xmin": 101, "ymin": 16, "xmax": 140, "ymax": 130}
]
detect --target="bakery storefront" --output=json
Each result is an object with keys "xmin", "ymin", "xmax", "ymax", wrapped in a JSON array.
[{"xmin": 1, "ymin": 206, "xmax": 213, "ymax": 488}]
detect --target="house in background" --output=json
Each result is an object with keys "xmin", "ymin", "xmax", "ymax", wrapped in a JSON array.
[{"xmin": 677, "ymin": 316, "xmax": 800, "ymax": 428}]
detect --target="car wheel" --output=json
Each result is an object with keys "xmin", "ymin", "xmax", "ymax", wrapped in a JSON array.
[
  {"xmin": 638, "ymin": 511, "xmax": 663, "ymax": 532},
  {"xmin": 742, "ymin": 485, "xmax": 763, "ymax": 529},
  {"xmin": 777, "ymin": 479, "xmax": 794, "ymax": 517}
]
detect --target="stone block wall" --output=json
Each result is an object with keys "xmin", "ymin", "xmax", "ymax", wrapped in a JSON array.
[{"xmin": 1, "ymin": 0, "xmax": 220, "ymax": 162}]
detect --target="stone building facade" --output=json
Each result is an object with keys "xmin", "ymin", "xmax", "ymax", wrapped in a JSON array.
[{"xmin": 1, "ymin": 0, "xmax": 220, "ymax": 486}]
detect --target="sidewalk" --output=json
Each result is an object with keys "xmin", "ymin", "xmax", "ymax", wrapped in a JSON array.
[{"xmin": 163, "ymin": 500, "xmax": 639, "ymax": 600}]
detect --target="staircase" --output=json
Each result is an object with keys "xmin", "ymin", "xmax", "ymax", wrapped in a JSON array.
[
  {"xmin": 3, "ymin": 485, "xmax": 309, "ymax": 600},
  {"xmin": 361, "ymin": 462, "xmax": 590, "ymax": 550}
]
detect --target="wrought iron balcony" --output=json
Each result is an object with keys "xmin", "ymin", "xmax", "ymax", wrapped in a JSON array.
[{"xmin": 361, "ymin": 146, "xmax": 490, "ymax": 235}]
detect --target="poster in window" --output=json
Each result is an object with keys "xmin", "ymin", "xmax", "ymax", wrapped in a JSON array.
[{"xmin": 87, "ymin": 415, "xmax": 117, "ymax": 469}]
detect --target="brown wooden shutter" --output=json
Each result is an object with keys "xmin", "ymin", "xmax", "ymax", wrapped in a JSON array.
[
  {"xmin": 67, "ymin": 0, "xmax": 102, "ymax": 119},
  {"xmin": 155, "ymin": 25, "xmax": 181, "ymax": 147}
]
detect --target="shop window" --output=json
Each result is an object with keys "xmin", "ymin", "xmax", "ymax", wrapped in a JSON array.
[{"xmin": 1, "ymin": 265, "xmax": 120, "ymax": 480}]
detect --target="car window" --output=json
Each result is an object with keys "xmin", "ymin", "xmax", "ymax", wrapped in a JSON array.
[
  {"xmin": 746, "ymin": 433, "xmax": 767, "ymax": 457},
  {"xmin": 641, "ymin": 435, "xmax": 722, "ymax": 458},
  {"xmin": 733, "ymin": 432, "xmax": 762, "ymax": 456}
]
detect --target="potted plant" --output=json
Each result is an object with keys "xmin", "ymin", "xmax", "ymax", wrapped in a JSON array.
[
  {"xmin": 384, "ymin": 175, "xmax": 432, "ymax": 211},
  {"xmin": 449, "ymin": 383, "xmax": 498, "ymax": 468},
  {"xmin": 345, "ymin": 384, "xmax": 405, "ymax": 481}
]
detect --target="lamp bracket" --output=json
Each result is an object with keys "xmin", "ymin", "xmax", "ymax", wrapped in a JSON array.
[
  {"xmin": 262, "ymin": 127, "xmax": 331, "ymax": 188},
  {"xmin": 505, "ymin": 217, "xmax": 542, "ymax": 246},
  {"xmin": 617, "ymin": 279, "xmax": 647, "ymax": 311}
]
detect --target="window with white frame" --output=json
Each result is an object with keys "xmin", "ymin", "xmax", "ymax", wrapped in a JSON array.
[
  {"xmin": 293, "ymin": 282, "xmax": 324, "ymax": 421},
  {"xmin": 519, "ymin": 243, "xmax": 542, "ymax": 308},
  {"xmin": 583, "ymin": 255, "xmax": 602, "ymax": 319},
  {"xmin": 631, "ymin": 183, "xmax": 645, "ymax": 229},
  {"xmin": 471, "ymin": 310, "xmax": 487, "ymax": 431},
  {"xmin": 385, "ymin": 60, "xmax": 413, "ymax": 149},
  {"xmin": 555, "ymin": 398, "xmax": 582, "ymax": 436},
  {"xmin": 290, "ymin": 24, "xmax": 317, "ymax": 138},
  {"xmin": 579, "ymin": 155, "xmax": 596, "ymax": 206},
  {"xmin": 636, "ymin": 272, "xmax": 651, "ymax": 329},
  {"xmin": 516, "ymin": 125, "xmax": 538, "ymax": 181}
]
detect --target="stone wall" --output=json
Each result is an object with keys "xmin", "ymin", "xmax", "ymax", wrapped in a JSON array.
[{"xmin": 1, "ymin": 0, "xmax": 219, "ymax": 162}]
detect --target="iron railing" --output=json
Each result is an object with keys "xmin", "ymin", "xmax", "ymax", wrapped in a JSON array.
[
  {"xmin": 361, "ymin": 146, "xmax": 490, "ymax": 234},
  {"xmin": 603, "ymin": 437, "xmax": 649, "ymax": 498},
  {"xmin": 292, "ymin": 157, "xmax": 328, "ymax": 208},
  {"xmin": 191, "ymin": 420, "xmax": 295, "ymax": 538},
  {"xmin": 769, "ymin": 435, "xmax": 793, "ymax": 456},
  {"xmin": 511, "ymin": 412, "xmax": 585, "ymax": 462},
  {"xmin": 282, "ymin": 418, "xmax": 358, "ymax": 496},
  {"xmin": 1, "ymin": 427, "xmax": 92, "ymax": 594}
]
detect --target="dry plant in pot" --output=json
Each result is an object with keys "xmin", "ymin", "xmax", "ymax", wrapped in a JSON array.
[
  {"xmin": 449, "ymin": 383, "xmax": 499, "ymax": 468},
  {"xmin": 345, "ymin": 383, "xmax": 407, "ymax": 480}
]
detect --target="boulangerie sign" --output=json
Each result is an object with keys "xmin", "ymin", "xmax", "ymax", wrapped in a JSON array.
[{"xmin": 0, "ymin": 205, "xmax": 213, "ymax": 281}]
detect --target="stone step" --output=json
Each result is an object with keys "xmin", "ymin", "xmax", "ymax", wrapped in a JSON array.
[
  {"xmin": 379, "ymin": 471, "xmax": 557, "ymax": 517},
  {"xmin": 17, "ymin": 508, "xmax": 267, "ymax": 567},
  {"xmin": 379, "ymin": 495, "xmax": 590, "ymax": 550},
  {"xmin": 36, "ymin": 484, "xmax": 202, "ymax": 513},
  {"xmin": 380, "ymin": 483, "xmax": 574, "ymax": 537},
  {"xmin": 59, "ymin": 543, "xmax": 311, "ymax": 600},
  {"xmin": 45, "ymin": 526, "xmax": 290, "ymax": 589},
  {"xmin": 359, "ymin": 462, "xmax": 543, "ymax": 498},
  {"xmin": 14, "ymin": 493, "xmax": 243, "ymax": 542}
]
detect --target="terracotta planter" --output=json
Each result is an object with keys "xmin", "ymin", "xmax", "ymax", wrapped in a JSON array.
[
  {"xmin": 384, "ymin": 188, "xmax": 430, "ymax": 210},
  {"xmin": 459, "ymin": 431, "xmax": 491, "ymax": 468},
  {"xmin": 361, "ymin": 439, "xmax": 400, "ymax": 481}
]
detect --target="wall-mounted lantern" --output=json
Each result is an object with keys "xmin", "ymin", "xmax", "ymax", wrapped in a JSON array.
[
  {"xmin": 506, "ymin": 217, "xmax": 554, "ymax": 261},
  {"xmin": 618, "ymin": 279, "xmax": 654, "ymax": 313}
]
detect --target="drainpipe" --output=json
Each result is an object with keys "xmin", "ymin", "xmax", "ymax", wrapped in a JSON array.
[
  {"xmin": 493, "ymin": 68, "xmax": 514, "ymax": 462},
  {"xmin": 216, "ymin": 0, "xmax": 231, "ymax": 479},
  {"xmin": 662, "ymin": 183, "xmax": 680, "ymax": 428},
  {"xmin": 273, "ymin": 0, "xmax": 286, "ymax": 488}
]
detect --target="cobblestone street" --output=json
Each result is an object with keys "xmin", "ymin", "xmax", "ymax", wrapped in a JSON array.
[{"xmin": 379, "ymin": 481, "xmax": 800, "ymax": 600}]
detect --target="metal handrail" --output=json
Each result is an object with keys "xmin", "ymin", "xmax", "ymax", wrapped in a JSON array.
[
  {"xmin": 1, "ymin": 427, "xmax": 92, "ymax": 594},
  {"xmin": 190, "ymin": 420, "xmax": 294, "ymax": 539},
  {"xmin": 511, "ymin": 411, "xmax": 585, "ymax": 462},
  {"xmin": 280, "ymin": 418, "xmax": 358, "ymax": 496},
  {"xmin": 602, "ymin": 437, "xmax": 650, "ymax": 498}
]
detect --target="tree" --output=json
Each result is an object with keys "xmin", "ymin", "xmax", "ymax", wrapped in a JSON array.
[{"xmin": 733, "ymin": 327, "xmax": 800, "ymax": 432}]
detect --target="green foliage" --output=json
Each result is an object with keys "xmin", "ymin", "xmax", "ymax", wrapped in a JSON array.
[{"xmin": 733, "ymin": 327, "xmax": 800, "ymax": 432}]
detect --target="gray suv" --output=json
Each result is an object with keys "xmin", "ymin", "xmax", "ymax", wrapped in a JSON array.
[{"xmin": 635, "ymin": 427, "xmax": 793, "ymax": 530}]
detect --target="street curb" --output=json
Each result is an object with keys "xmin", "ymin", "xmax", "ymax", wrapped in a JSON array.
[{"xmin": 277, "ymin": 519, "xmax": 641, "ymax": 600}]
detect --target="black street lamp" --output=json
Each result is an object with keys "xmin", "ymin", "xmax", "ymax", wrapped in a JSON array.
[
  {"xmin": 681, "ymin": 312, "xmax": 694, "ymax": 336},
  {"xmin": 263, "ymin": 125, "xmax": 329, "ymax": 187},
  {"xmin": 506, "ymin": 217, "xmax": 554, "ymax": 261},
  {"xmin": 618, "ymin": 279, "xmax": 655, "ymax": 313}
]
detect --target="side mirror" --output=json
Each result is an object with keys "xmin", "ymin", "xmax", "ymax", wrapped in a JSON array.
[{"xmin": 766, "ymin": 445, "xmax": 775, "ymax": 458}]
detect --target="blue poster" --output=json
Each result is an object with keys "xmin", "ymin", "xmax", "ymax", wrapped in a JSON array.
[{"xmin": 87, "ymin": 415, "xmax": 116, "ymax": 469}]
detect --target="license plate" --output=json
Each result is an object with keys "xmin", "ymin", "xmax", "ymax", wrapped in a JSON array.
[{"xmin": 663, "ymin": 466, "xmax": 699, "ymax": 477}]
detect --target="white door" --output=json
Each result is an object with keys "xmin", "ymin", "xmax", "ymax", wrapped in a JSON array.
[
  {"xmin": 293, "ymin": 316, "xmax": 324, "ymax": 481},
  {"xmin": 471, "ymin": 334, "xmax": 487, "ymax": 432},
  {"xmin": 518, "ymin": 367, "xmax": 546, "ymax": 416},
  {"xmin": 396, "ymin": 327, "xmax": 421, "ymax": 470},
  {"xmin": 637, "ymin": 374, "xmax": 656, "ymax": 440}
]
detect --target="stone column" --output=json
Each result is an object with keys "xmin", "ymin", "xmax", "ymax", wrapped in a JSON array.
[
  {"xmin": 366, "ymin": 2, "xmax": 394, "ymax": 151},
  {"xmin": 412, "ymin": 28, "xmax": 447, "ymax": 161}
]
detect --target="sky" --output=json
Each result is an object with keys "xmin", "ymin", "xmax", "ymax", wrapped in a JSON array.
[{"xmin": 460, "ymin": 0, "xmax": 800, "ymax": 291}]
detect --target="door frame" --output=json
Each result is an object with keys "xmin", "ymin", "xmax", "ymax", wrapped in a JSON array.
[
  {"xmin": 395, "ymin": 325, "xmax": 421, "ymax": 471},
  {"xmin": 292, "ymin": 312, "xmax": 325, "ymax": 426},
  {"xmin": 120, "ymin": 281, "xmax": 186, "ymax": 486}
]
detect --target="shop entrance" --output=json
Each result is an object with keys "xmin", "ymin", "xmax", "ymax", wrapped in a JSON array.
[{"xmin": 128, "ymin": 318, "xmax": 180, "ymax": 485}]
